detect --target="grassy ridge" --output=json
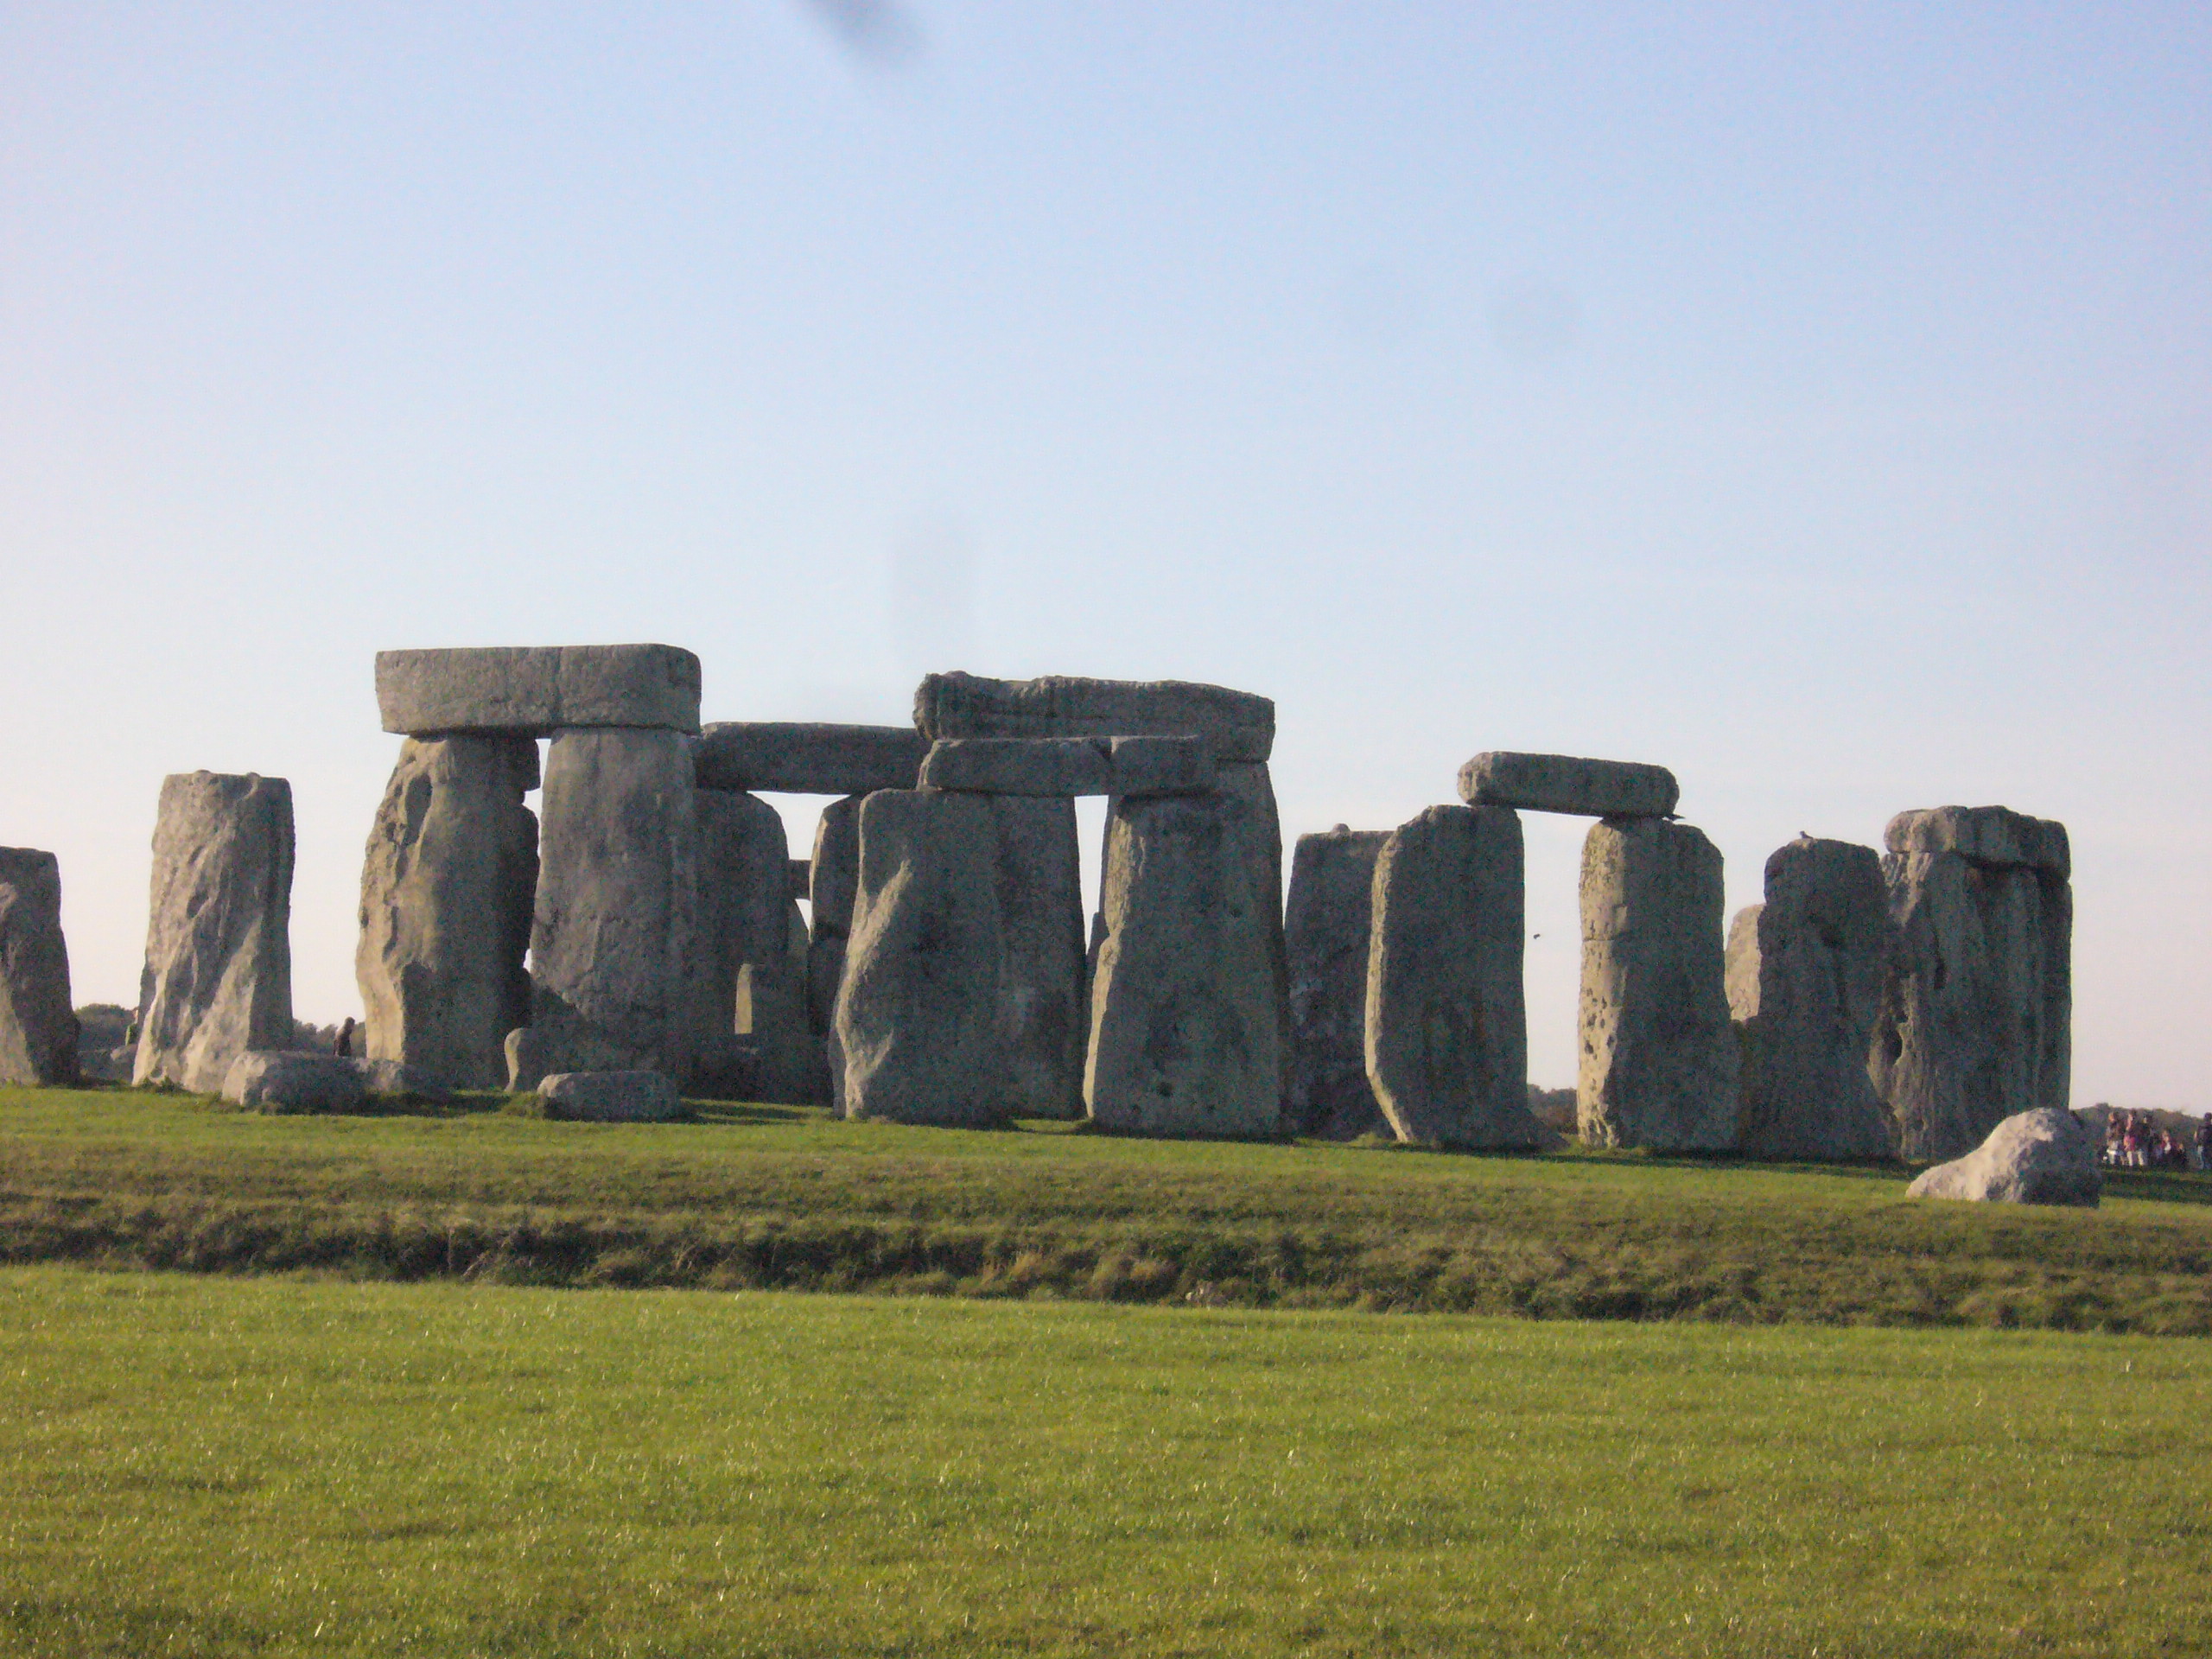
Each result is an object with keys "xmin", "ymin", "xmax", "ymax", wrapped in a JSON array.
[
  {"xmin": 4, "ymin": 1087, "xmax": 2209, "ymax": 1333},
  {"xmin": 3, "ymin": 1267, "xmax": 2207, "ymax": 1657}
]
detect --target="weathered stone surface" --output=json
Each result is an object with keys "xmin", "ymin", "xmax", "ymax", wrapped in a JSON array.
[
  {"xmin": 0, "ymin": 849, "xmax": 77, "ymax": 1086},
  {"xmin": 1108, "ymin": 736, "xmax": 1216, "ymax": 797},
  {"xmin": 221, "ymin": 1051, "xmax": 365, "ymax": 1114},
  {"xmin": 525, "ymin": 729, "xmax": 698, "ymax": 1079},
  {"xmin": 988, "ymin": 797, "xmax": 1087, "ymax": 1120},
  {"xmin": 692, "ymin": 723, "xmax": 925, "ymax": 796},
  {"xmin": 915, "ymin": 671, "xmax": 1275, "ymax": 764},
  {"xmin": 808, "ymin": 797, "xmax": 865, "ymax": 944},
  {"xmin": 1284, "ymin": 828, "xmax": 1389, "ymax": 1140},
  {"xmin": 737, "ymin": 960, "xmax": 829, "ymax": 1104},
  {"xmin": 690, "ymin": 790, "xmax": 795, "ymax": 1093},
  {"xmin": 377, "ymin": 645, "xmax": 702, "ymax": 736},
  {"xmin": 355, "ymin": 736, "xmax": 538, "ymax": 1090},
  {"xmin": 1906, "ymin": 1107, "xmax": 2098, "ymax": 1206},
  {"xmin": 1459, "ymin": 752, "xmax": 1680, "ymax": 818},
  {"xmin": 1366, "ymin": 805, "xmax": 1535, "ymax": 1147},
  {"xmin": 1577, "ymin": 817, "xmax": 1738, "ymax": 1150},
  {"xmin": 835, "ymin": 791, "xmax": 1007, "ymax": 1126},
  {"xmin": 1731, "ymin": 837, "xmax": 1895, "ymax": 1160},
  {"xmin": 1872, "ymin": 811, "xmax": 2071, "ymax": 1164},
  {"xmin": 1885, "ymin": 805, "xmax": 2069, "ymax": 879},
  {"xmin": 919, "ymin": 737, "xmax": 1113, "ymax": 796},
  {"xmin": 1084, "ymin": 781, "xmax": 1284, "ymax": 1137},
  {"xmin": 504, "ymin": 1027, "xmax": 547, "ymax": 1093},
  {"xmin": 135, "ymin": 773, "xmax": 296, "ymax": 1094},
  {"xmin": 355, "ymin": 1058, "xmax": 457, "ymax": 1103},
  {"xmin": 787, "ymin": 858, "xmax": 810, "ymax": 898},
  {"xmin": 537, "ymin": 1070, "xmax": 683, "ymax": 1122}
]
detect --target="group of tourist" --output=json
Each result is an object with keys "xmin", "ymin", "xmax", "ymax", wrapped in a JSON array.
[{"xmin": 2102, "ymin": 1109, "xmax": 2210, "ymax": 1171}]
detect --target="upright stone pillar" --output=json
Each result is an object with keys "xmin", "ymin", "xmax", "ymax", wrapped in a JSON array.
[
  {"xmin": 1728, "ymin": 836, "xmax": 1895, "ymax": 1160},
  {"xmin": 807, "ymin": 795, "xmax": 864, "ymax": 1032},
  {"xmin": 1284, "ymin": 827, "xmax": 1389, "ymax": 1139},
  {"xmin": 1871, "ymin": 806, "xmax": 2071, "ymax": 1163},
  {"xmin": 834, "ymin": 790, "xmax": 1007, "ymax": 1126},
  {"xmin": 1085, "ymin": 785, "xmax": 1282, "ymax": 1138},
  {"xmin": 0, "ymin": 849, "xmax": 78, "ymax": 1086},
  {"xmin": 1577, "ymin": 817, "xmax": 1738, "ymax": 1150},
  {"xmin": 527, "ymin": 729, "xmax": 698, "ymax": 1081},
  {"xmin": 1365, "ymin": 804, "xmax": 1535, "ymax": 1147},
  {"xmin": 134, "ymin": 772, "xmax": 295, "ymax": 1093},
  {"xmin": 988, "ymin": 796, "xmax": 1087, "ymax": 1120},
  {"xmin": 694, "ymin": 787, "xmax": 809, "ymax": 1097},
  {"xmin": 355, "ymin": 736, "xmax": 538, "ymax": 1090}
]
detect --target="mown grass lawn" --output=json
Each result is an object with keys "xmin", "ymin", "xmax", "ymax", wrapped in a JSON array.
[
  {"xmin": 2, "ymin": 1266, "xmax": 2206, "ymax": 1657},
  {"xmin": 3, "ymin": 1086, "xmax": 2209, "ymax": 1333}
]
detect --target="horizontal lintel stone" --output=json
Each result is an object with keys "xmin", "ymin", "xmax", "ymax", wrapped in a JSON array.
[
  {"xmin": 1458, "ymin": 751, "xmax": 1679, "ymax": 818},
  {"xmin": 913, "ymin": 671, "xmax": 1274, "ymax": 763},
  {"xmin": 917, "ymin": 735, "xmax": 1217, "ymax": 798},
  {"xmin": 692, "ymin": 723, "xmax": 926, "ymax": 796},
  {"xmin": 377, "ymin": 645, "xmax": 702, "ymax": 736}
]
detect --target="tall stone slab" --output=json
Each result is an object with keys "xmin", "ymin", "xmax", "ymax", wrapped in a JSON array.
[
  {"xmin": 0, "ymin": 849, "xmax": 78, "ymax": 1085},
  {"xmin": 806, "ymin": 794, "xmax": 866, "ymax": 1101},
  {"xmin": 1729, "ymin": 836, "xmax": 1894, "ymax": 1160},
  {"xmin": 691, "ymin": 789, "xmax": 799, "ymax": 1095},
  {"xmin": 1284, "ymin": 828, "xmax": 1389, "ymax": 1139},
  {"xmin": 1085, "ymin": 783, "xmax": 1283, "ymax": 1138},
  {"xmin": 1872, "ymin": 806, "xmax": 2071, "ymax": 1163},
  {"xmin": 835, "ymin": 790, "xmax": 1007, "ymax": 1127},
  {"xmin": 987, "ymin": 796, "xmax": 1088, "ymax": 1120},
  {"xmin": 737, "ymin": 960, "xmax": 829, "ymax": 1104},
  {"xmin": 1365, "ymin": 805, "xmax": 1535, "ymax": 1147},
  {"xmin": 526, "ymin": 729, "xmax": 698, "ymax": 1080},
  {"xmin": 355, "ymin": 736, "xmax": 538, "ymax": 1090},
  {"xmin": 134, "ymin": 772, "xmax": 295, "ymax": 1093},
  {"xmin": 1576, "ymin": 817, "xmax": 1738, "ymax": 1151}
]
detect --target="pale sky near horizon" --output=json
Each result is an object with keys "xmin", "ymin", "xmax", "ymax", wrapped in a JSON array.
[{"xmin": 3, "ymin": 3, "xmax": 2206, "ymax": 1105}]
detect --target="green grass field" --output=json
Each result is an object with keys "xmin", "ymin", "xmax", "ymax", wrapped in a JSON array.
[
  {"xmin": 3, "ymin": 1266, "xmax": 2207, "ymax": 1658},
  {"xmin": 3, "ymin": 1086, "xmax": 2209, "ymax": 1333}
]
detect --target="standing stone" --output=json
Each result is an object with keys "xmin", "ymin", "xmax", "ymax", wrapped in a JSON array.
[
  {"xmin": 835, "ymin": 791, "xmax": 1007, "ymax": 1126},
  {"xmin": 134, "ymin": 772, "xmax": 295, "ymax": 1093},
  {"xmin": 1284, "ymin": 828, "xmax": 1389, "ymax": 1139},
  {"xmin": 0, "ymin": 849, "xmax": 78, "ymax": 1085},
  {"xmin": 1577, "ymin": 817, "xmax": 1738, "ymax": 1150},
  {"xmin": 988, "ymin": 796, "xmax": 1087, "ymax": 1120},
  {"xmin": 355, "ymin": 736, "xmax": 537, "ymax": 1090},
  {"xmin": 1085, "ymin": 783, "xmax": 1283, "ymax": 1138},
  {"xmin": 737, "ymin": 961, "xmax": 828, "ymax": 1103},
  {"xmin": 807, "ymin": 794, "xmax": 866, "ymax": 1100},
  {"xmin": 526, "ymin": 729, "xmax": 697, "ymax": 1081},
  {"xmin": 1366, "ymin": 805, "xmax": 1535, "ymax": 1147},
  {"xmin": 1729, "ymin": 837, "xmax": 1895, "ymax": 1160},
  {"xmin": 692, "ymin": 788, "xmax": 798, "ymax": 1094},
  {"xmin": 1872, "ymin": 806, "xmax": 2071, "ymax": 1164}
]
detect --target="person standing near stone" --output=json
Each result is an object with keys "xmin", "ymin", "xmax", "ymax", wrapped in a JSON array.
[
  {"xmin": 134, "ymin": 772, "xmax": 296, "ymax": 1093},
  {"xmin": 332, "ymin": 1016, "xmax": 356, "ymax": 1059},
  {"xmin": 0, "ymin": 848, "xmax": 79, "ymax": 1086}
]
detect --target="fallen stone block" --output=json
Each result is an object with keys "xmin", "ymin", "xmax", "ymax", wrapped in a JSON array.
[
  {"xmin": 1459, "ymin": 752, "xmax": 1679, "ymax": 818},
  {"xmin": 222, "ymin": 1051, "xmax": 366, "ymax": 1114},
  {"xmin": 914, "ymin": 671, "xmax": 1274, "ymax": 763},
  {"xmin": 0, "ymin": 849, "xmax": 78, "ymax": 1086},
  {"xmin": 1884, "ymin": 804, "xmax": 2069, "ymax": 879},
  {"xmin": 692, "ymin": 723, "xmax": 925, "ymax": 796},
  {"xmin": 376, "ymin": 645, "xmax": 702, "ymax": 736},
  {"xmin": 537, "ymin": 1070, "xmax": 683, "ymax": 1122},
  {"xmin": 1284, "ymin": 828, "xmax": 1389, "ymax": 1140},
  {"xmin": 1906, "ymin": 1107, "xmax": 2098, "ymax": 1205}
]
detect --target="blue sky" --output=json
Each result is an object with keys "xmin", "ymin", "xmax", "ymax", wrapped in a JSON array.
[{"xmin": 3, "ymin": 3, "xmax": 2206, "ymax": 1100}]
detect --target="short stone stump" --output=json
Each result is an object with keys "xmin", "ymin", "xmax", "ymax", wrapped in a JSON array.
[
  {"xmin": 222, "ymin": 1052, "xmax": 368, "ymax": 1114},
  {"xmin": 537, "ymin": 1070, "xmax": 683, "ymax": 1122},
  {"xmin": 1906, "ymin": 1108, "xmax": 2100, "ymax": 1207}
]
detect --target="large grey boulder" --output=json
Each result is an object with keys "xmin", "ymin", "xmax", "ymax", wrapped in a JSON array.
[
  {"xmin": 692, "ymin": 722, "xmax": 925, "ymax": 796},
  {"xmin": 0, "ymin": 849, "xmax": 78, "ymax": 1086},
  {"xmin": 1906, "ymin": 1107, "xmax": 2099, "ymax": 1206},
  {"xmin": 537, "ymin": 1070, "xmax": 683, "ymax": 1122},
  {"xmin": 1085, "ymin": 780, "xmax": 1283, "ymax": 1137},
  {"xmin": 915, "ymin": 671, "xmax": 1275, "ymax": 764},
  {"xmin": 1577, "ymin": 817, "xmax": 1738, "ymax": 1150},
  {"xmin": 987, "ymin": 796, "xmax": 1088, "ymax": 1120},
  {"xmin": 355, "ymin": 736, "xmax": 538, "ymax": 1090},
  {"xmin": 1283, "ymin": 828, "xmax": 1389, "ymax": 1139},
  {"xmin": 134, "ymin": 772, "xmax": 295, "ymax": 1093},
  {"xmin": 525, "ymin": 729, "xmax": 698, "ymax": 1080},
  {"xmin": 1459, "ymin": 752, "xmax": 1679, "ymax": 818},
  {"xmin": 221, "ymin": 1051, "xmax": 365, "ymax": 1114},
  {"xmin": 1731, "ymin": 837, "xmax": 1896, "ymax": 1160},
  {"xmin": 691, "ymin": 789, "xmax": 797, "ymax": 1094},
  {"xmin": 1365, "ymin": 805, "xmax": 1535, "ymax": 1148},
  {"xmin": 377, "ymin": 645, "xmax": 702, "ymax": 736},
  {"xmin": 835, "ymin": 791, "xmax": 1007, "ymax": 1126},
  {"xmin": 1872, "ymin": 806, "xmax": 2071, "ymax": 1163}
]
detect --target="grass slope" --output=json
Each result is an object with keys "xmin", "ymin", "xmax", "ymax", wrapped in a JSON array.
[
  {"xmin": 3, "ymin": 1267, "xmax": 2207, "ymax": 1657},
  {"xmin": 3, "ymin": 1087, "xmax": 2210, "ymax": 1333}
]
